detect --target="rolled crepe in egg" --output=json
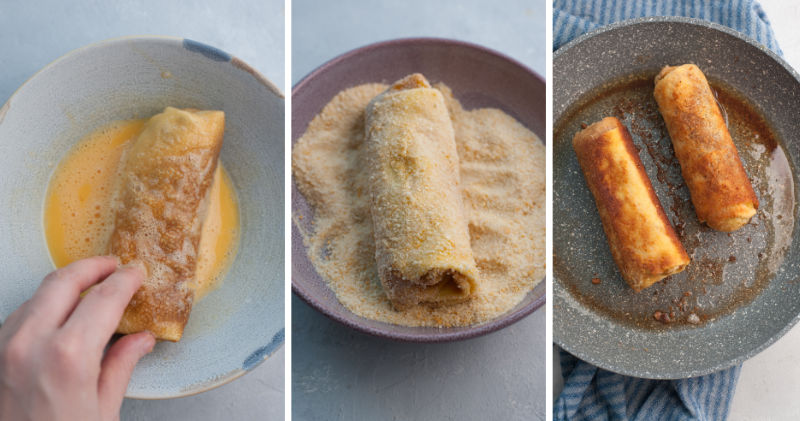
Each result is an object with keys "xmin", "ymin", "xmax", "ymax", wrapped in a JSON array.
[
  {"xmin": 654, "ymin": 64, "xmax": 759, "ymax": 232},
  {"xmin": 110, "ymin": 107, "xmax": 224, "ymax": 341},
  {"xmin": 573, "ymin": 117, "xmax": 690, "ymax": 292},
  {"xmin": 365, "ymin": 73, "xmax": 479, "ymax": 309}
]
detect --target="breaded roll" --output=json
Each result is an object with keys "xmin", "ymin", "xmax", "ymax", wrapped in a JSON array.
[
  {"xmin": 110, "ymin": 107, "xmax": 224, "ymax": 341},
  {"xmin": 654, "ymin": 64, "xmax": 758, "ymax": 232},
  {"xmin": 365, "ymin": 73, "xmax": 479, "ymax": 309},
  {"xmin": 573, "ymin": 117, "xmax": 690, "ymax": 292}
]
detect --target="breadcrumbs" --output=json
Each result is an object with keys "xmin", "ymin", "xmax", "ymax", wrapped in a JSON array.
[{"xmin": 292, "ymin": 83, "xmax": 545, "ymax": 327}]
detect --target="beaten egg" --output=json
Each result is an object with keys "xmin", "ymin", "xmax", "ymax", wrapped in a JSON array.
[{"xmin": 44, "ymin": 118, "xmax": 239, "ymax": 299}]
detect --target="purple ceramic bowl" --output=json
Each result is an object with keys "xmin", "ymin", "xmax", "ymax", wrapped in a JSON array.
[{"xmin": 292, "ymin": 38, "xmax": 545, "ymax": 342}]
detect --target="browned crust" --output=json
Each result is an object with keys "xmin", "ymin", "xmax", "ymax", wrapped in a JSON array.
[
  {"xmin": 654, "ymin": 64, "xmax": 758, "ymax": 232},
  {"xmin": 388, "ymin": 73, "xmax": 431, "ymax": 91},
  {"xmin": 111, "ymin": 109, "xmax": 224, "ymax": 341},
  {"xmin": 573, "ymin": 117, "xmax": 690, "ymax": 291},
  {"xmin": 115, "ymin": 286, "xmax": 190, "ymax": 341}
]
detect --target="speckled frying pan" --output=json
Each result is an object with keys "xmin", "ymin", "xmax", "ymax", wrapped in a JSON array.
[{"xmin": 554, "ymin": 17, "xmax": 800, "ymax": 378}]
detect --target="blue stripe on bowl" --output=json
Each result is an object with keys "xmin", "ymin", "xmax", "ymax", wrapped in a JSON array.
[
  {"xmin": 182, "ymin": 39, "xmax": 231, "ymax": 62},
  {"xmin": 242, "ymin": 328, "xmax": 285, "ymax": 370}
]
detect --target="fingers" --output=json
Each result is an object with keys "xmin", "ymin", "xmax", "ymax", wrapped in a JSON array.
[
  {"xmin": 97, "ymin": 332, "xmax": 155, "ymax": 418},
  {"xmin": 62, "ymin": 265, "xmax": 144, "ymax": 352},
  {"xmin": 21, "ymin": 256, "xmax": 119, "ymax": 329}
]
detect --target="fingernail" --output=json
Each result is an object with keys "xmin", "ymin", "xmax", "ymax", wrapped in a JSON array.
[
  {"xmin": 121, "ymin": 262, "xmax": 148, "ymax": 278},
  {"xmin": 141, "ymin": 331, "xmax": 156, "ymax": 353}
]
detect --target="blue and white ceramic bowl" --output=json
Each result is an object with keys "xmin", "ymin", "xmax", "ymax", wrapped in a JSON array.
[{"xmin": 0, "ymin": 37, "xmax": 284, "ymax": 398}]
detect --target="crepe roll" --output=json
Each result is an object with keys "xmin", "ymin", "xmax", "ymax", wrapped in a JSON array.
[
  {"xmin": 365, "ymin": 73, "xmax": 479, "ymax": 309},
  {"xmin": 573, "ymin": 117, "xmax": 690, "ymax": 292},
  {"xmin": 110, "ymin": 107, "xmax": 224, "ymax": 341},
  {"xmin": 654, "ymin": 64, "xmax": 759, "ymax": 232}
]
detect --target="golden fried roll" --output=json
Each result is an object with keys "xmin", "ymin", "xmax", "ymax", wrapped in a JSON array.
[
  {"xmin": 573, "ymin": 117, "xmax": 690, "ymax": 292},
  {"xmin": 654, "ymin": 64, "xmax": 759, "ymax": 232},
  {"xmin": 365, "ymin": 73, "xmax": 479, "ymax": 309},
  {"xmin": 110, "ymin": 107, "xmax": 225, "ymax": 341}
]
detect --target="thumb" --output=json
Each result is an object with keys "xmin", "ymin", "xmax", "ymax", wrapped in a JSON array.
[{"xmin": 97, "ymin": 331, "xmax": 156, "ymax": 418}]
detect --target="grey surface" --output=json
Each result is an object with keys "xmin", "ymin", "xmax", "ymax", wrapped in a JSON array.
[
  {"xmin": 0, "ymin": 1, "xmax": 285, "ymax": 420},
  {"xmin": 729, "ymin": 3, "xmax": 800, "ymax": 419},
  {"xmin": 293, "ymin": 296, "xmax": 546, "ymax": 420},
  {"xmin": 0, "ymin": 0, "xmax": 285, "ymax": 103},
  {"xmin": 121, "ymin": 363, "xmax": 284, "ymax": 420},
  {"xmin": 554, "ymin": 17, "xmax": 800, "ymax": 379},
  {"xmin": 292, "ymin": 0, "xmax": 545, "ymax": 83},
  {"xmin": 292, "ymin": 0, "xmax": 546, "ymax": 419}
]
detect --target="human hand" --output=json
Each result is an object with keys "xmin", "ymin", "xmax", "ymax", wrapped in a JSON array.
[{"xmin": 0, "ymin": 256, "xmax": 155, "ymax": 421}]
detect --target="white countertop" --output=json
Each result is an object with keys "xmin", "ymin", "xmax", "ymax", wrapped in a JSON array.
[
  {"xmin": 292, "ymin": 0, "xmax": 546, "ymax": 420},
  {"xmin": 553, "ymin": 2, "xmax": 800, "ymax": 419},
  {"xmin": 0, "ymin": 2, "xmax": 285, "ymax": 420},
  {"xmin": 728, "ymin": 2, "xmax": 800, "ymax": 419}
]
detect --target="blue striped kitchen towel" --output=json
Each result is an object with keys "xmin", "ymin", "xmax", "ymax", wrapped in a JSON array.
[
  {"xmin": 554, "ymin": 0, "xmax": 781, "ymax": 54},
  {"xmin": 553, "ymin": 1, "xmax": 781, "ymax": 420},
  {"xmin": 555, "ymin": 349, "xmax": 741, "ymax": 420}
]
